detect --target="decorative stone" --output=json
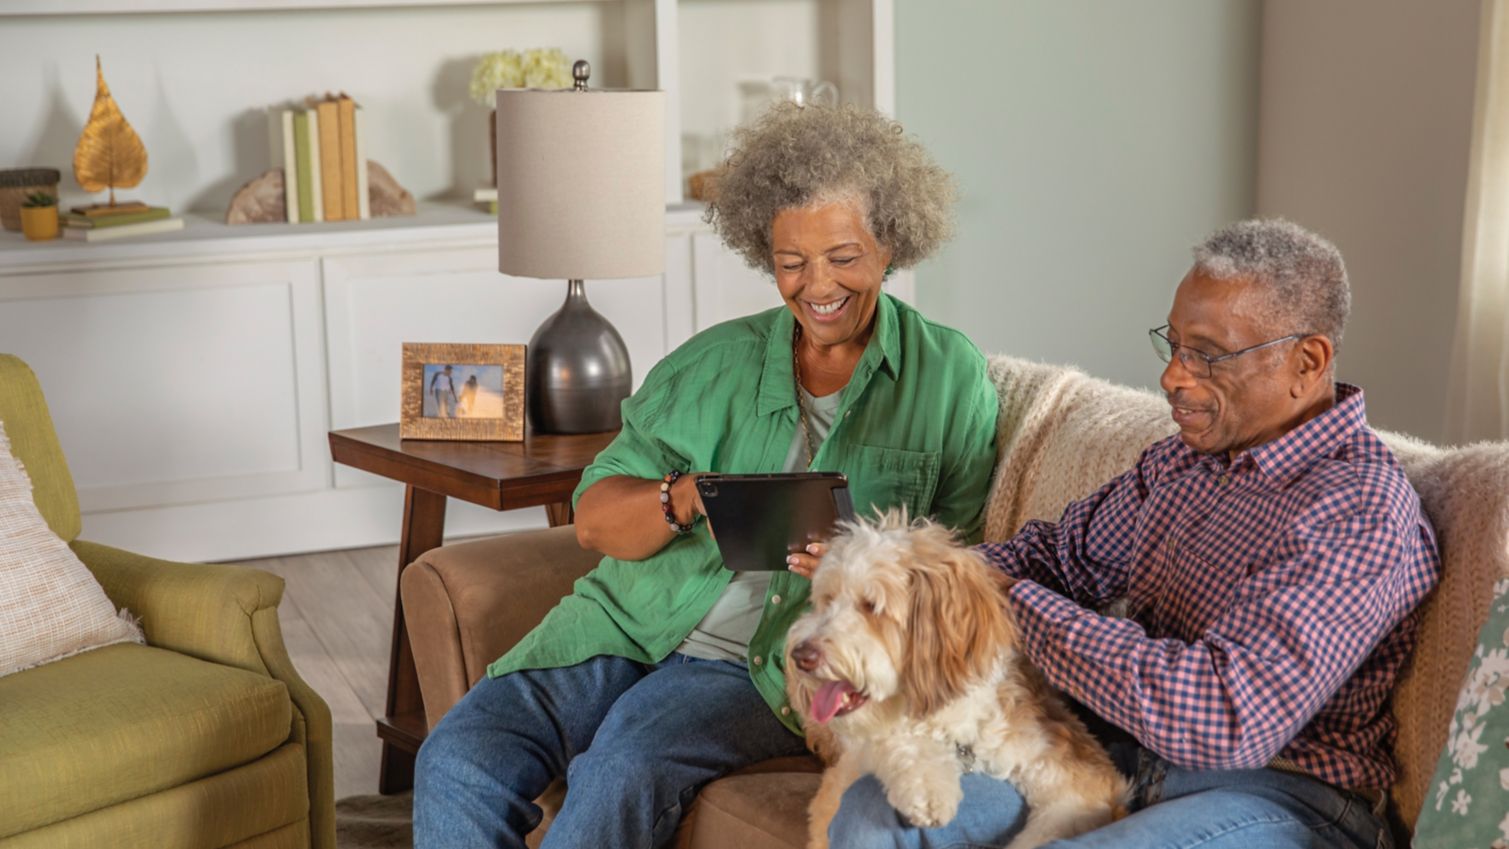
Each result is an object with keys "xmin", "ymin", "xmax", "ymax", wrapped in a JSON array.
[
  {"xmin": 224, "ymin": 168, "xmax": 287, "ymax": 225},
  {"xmin": 367, "ymin": 160, "xmax": 416, "ymax": 217}
]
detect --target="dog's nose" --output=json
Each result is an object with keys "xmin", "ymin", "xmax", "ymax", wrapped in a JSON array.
[{"xmin": 791, "ymin": 640, "xmax": 821, "ymax": 672}]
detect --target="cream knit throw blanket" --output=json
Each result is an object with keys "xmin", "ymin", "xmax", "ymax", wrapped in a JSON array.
[{"xmin": 980, "ymin": 355, "xmax": 1509, "ymax": 830}]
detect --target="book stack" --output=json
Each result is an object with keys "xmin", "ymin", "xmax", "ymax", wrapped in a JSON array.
[
  {"xmin": 267, "ymin": 93, "xmax": 370, "ymax": 224},
  {"xmin": 61, "ymin": 202, "xmax": 184, "ymax": 242}
]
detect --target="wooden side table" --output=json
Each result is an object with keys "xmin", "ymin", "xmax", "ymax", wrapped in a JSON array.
[{"xmin": 328, "ymin": 424, "xmax": 617, "ymax": 794}]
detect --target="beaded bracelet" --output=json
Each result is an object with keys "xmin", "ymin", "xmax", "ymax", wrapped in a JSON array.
[{"xmin": 660, "ymin": 471, "xmax": 696, "ymax": 534}]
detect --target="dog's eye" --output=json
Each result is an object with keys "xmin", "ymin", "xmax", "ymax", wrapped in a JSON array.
[{"xmin": 860, "ymin": 598, "xmax": 878, "ymax": 615}]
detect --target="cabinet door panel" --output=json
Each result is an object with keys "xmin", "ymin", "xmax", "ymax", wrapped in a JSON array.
[
  {"xmin": 323, "ymin": 246, "xmax": 670, "ymax": 488},
  {"xmin": 0, "ymin": 259, "xmax": 327, "ymax": 512},
  {"xmin": 691, "ymin": 230, "xmax": 783, "ymax": 331}
]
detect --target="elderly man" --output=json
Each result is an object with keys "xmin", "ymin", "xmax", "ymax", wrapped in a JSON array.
[{"xmin": 815, "ymin": 219, "xmax": 1441, "ymax": 848}]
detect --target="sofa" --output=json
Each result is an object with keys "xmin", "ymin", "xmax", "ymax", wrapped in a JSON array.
[
  {"xmin": 400, "ymin": 354, "xmax": 1509, "ymax": 847},
  {"xmin": 0, "ymin": 354, "xmax": 336, "ymax": 849}
]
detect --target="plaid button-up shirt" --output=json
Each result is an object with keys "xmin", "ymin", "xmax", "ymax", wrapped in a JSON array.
[{"xmin": 979, "ymin": 383, "xmax": 1440, "ymax": 791}]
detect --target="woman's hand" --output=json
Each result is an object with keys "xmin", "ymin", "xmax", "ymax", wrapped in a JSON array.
[
  {"xmin": 786, "ymin": 541, "xmax": 828, "ymax": 579},
  {"xmin": 675, "ymin": 472, "xmax": 706, "ymax": 526}
]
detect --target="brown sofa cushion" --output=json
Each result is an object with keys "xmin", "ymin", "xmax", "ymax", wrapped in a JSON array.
[{"xmin": 676, "ymin": 757, "xmax": 823, "ymax": 849}]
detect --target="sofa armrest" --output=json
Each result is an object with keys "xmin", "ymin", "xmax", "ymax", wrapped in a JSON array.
[
  {"xmin": 402, "ymin": 526, "xmax": 599, "ymax": 728},
  {"xmin": 71, "ymin": 539, "xmax": 336, "ymax": 849}
]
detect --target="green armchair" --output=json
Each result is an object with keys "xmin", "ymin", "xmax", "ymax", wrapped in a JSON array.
[{"xmin": 0, "ymin": 354, "xmax": 334, "ymax": 849}]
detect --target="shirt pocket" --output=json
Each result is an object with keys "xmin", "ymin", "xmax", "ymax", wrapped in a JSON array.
[{"xmin": 847, "ymin": 444, "xmax": 941, "ymax": 520}]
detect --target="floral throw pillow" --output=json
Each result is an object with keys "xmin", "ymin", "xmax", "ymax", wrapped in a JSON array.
[{"xmin": 1414, "ymin": 576, "xmax": 1509, "ymax": 849}]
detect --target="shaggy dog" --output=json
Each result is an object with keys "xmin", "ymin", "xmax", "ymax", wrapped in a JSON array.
[{"xmin": 785, "ymin": 512, "xmax": 1128, "ymax": 849}]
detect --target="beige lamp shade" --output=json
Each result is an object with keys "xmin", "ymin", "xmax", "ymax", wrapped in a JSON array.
[{"xmin": 495, "ymin": 88, "xmax": 665, "ymax": 279}]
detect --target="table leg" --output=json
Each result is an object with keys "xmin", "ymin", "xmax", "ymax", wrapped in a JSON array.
[
  {"xmin": 378, "ymin": 485, "xmax": 447, "ymax": 795},
  {"xmin": 544, "ymin": 500, "xmax": 574, "ymax": 528}
]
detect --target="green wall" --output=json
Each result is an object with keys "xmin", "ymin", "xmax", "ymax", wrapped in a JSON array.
[{"xmin": 896, "ymin": 0, "xmax": 1261, "ymax": 390}]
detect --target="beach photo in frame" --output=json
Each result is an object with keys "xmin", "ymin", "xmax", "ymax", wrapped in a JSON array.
[{"xmin": 400, "ymin": 342, "xmax": 525, "ymax": 441}]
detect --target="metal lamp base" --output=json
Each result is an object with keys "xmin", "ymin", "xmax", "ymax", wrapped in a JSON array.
[{"xmin": 527, "ymin": 279, "xmax": 632, "ymax": 434}]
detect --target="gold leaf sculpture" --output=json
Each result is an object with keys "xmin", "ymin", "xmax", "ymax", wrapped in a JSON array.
[{"xmin": 74, "ymin": 55, "xmax": 147, "ymax": 207}]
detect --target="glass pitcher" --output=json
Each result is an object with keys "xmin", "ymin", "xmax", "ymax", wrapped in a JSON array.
[{"xmin": 770, "ymin": 76, "xmax": 838, "ymax": 108}]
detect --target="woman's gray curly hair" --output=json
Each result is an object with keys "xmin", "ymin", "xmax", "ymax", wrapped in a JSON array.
[{"xmin": 705, "ymin": 102, "xmax": 956, "ymax": 273}]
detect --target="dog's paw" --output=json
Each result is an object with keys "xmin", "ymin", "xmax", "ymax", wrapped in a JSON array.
[{"xmin": 887, "ymin": 779, "xmax": 963, "ymax": 830}]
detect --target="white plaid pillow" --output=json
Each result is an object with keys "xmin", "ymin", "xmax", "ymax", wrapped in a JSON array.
[{"xmin": 0, "ymin": 420, "xmax": 141, "ymax": 678}]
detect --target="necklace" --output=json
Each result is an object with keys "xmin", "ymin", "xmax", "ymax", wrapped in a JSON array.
[{"xmin": 793, "ymin": 325, "xmax": 818, "ymax": 468}]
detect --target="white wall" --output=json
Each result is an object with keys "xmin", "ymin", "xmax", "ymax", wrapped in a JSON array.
[
  {"xmin": 0, "ymin": 4, "xmax": 628, "ymax": 214},
  {"xmin": 896, "ymin": 0, "xmax": 1262, "ymax": 391},
  {"xmin": 1256, "ymin": 0, "xmax": 1481, "ymax": 443}
]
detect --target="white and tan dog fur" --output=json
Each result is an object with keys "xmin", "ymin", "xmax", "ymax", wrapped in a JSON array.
[{"xmin": 785, "ymin": 511, "xmax": 1128, "ymax": 849}]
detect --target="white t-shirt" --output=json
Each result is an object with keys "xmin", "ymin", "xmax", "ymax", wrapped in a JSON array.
[{"xmin": 676, "ymin": 385, "xmax": 843, "ymax": 663}]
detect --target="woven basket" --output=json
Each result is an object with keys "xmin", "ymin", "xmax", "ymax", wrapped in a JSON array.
[{"xmin": 0, "ymin": 168, "xmax": 61, "ymax": 232}]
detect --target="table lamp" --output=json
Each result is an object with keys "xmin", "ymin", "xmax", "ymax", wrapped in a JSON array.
[{"xmin": 495, "ymin": 61, "xmax": 665, "ymax": 434}]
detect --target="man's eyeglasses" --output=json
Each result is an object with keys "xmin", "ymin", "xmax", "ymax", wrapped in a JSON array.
[{"xmin": 1149, "ymin": 325, "xmax": 1308, "ymax": 380}]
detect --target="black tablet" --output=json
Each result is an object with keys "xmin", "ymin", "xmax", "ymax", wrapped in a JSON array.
[{"xmin": 696, "ymin": 472, "xmax": 857, "ymax": 572}]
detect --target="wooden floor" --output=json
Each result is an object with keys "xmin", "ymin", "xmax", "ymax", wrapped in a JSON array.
[{"xmin": 232, "ymin": 544, "xmax": 401, "ymax": 801}]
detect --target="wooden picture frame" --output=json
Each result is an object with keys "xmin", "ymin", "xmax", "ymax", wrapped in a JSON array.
[{"xmin": 400, "ymin": 342, "xmax": 525, "ymax": 441}]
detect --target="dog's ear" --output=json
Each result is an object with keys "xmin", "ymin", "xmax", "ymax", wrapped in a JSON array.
[{"xmin": 900, "ymin": 543, "xmax": 1015, "ymax": 717}]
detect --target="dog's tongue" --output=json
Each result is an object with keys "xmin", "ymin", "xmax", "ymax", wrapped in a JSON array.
[{"xmin": 811, "ymin": 680, "xmax": 856, "ymax": 724}]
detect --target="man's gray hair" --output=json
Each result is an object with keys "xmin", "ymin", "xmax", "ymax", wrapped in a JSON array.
[{"xmin": 1193, "ymin": 218, "xmax": 1350, "ymax": 355}]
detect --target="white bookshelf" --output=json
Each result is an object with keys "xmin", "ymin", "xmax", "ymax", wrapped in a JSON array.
[
  {"xmin": 0, "ymin": 202, "xmax": 494, "ymax": 269},
  {"xmin": 0, "ymin": 1, "xmax": 898, "ymax": 562},
  {"xmin": 0, "ymin": 0, "xmax": 892, "ymax": 210}
]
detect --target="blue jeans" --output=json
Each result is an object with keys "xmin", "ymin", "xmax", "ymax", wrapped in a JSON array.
[
  {"xmin": 413, "ymin": 653, "xmax": 807, "ymax": 849},
  {"xmin": 829, "ymin": 743, "xmax": 1392, "ymax": 849}
]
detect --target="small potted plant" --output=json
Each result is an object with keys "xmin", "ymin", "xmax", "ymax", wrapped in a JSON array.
[{"xmin": 19, "ymin": 192, "xmax": 59, "ymax": 241}]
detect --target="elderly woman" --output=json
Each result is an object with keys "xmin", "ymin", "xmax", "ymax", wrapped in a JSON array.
[{"xmin": 413, "ymin": 103, "xmax": 999, "ymax": 849}]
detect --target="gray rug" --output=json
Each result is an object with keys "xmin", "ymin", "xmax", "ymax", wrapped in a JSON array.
[{"xmin": 335, "ymin": 792, "xmax": 411, "ymax": 849}]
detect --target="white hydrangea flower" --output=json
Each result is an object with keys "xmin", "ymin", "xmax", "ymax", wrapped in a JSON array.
[
  {"xmin": 469, "ymin": 48, "xmax": 571, "ymax": 106},
  {"xmin": 1452, "ymin": 788, "xmax": 1472, "ymax": 815},
  {"xmin": 522, "ymin": 48, "xmax": 572, "ymax": 89},
  {"xmin": 470, "ymin": 50, "xmax": 525, "ymax": 105}
]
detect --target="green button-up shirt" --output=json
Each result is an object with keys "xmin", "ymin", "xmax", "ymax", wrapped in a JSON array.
[{"xmin": 487, "ymin": 294, "xmax": 999, "ymax": 733}]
